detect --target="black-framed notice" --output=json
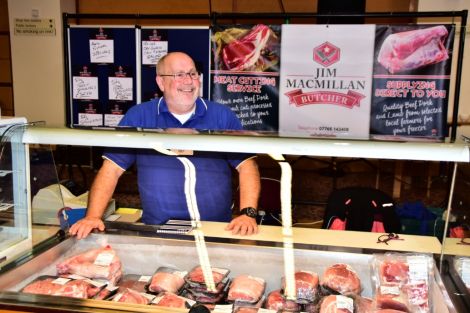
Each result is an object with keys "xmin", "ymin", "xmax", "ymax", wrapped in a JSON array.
[{"xmin": 68, "ymin": 26, "xmax": 137, "ymax": 127}]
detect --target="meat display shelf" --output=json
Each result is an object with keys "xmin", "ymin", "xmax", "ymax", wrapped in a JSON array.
[{"xmin": 0, "ymin": 231, "xmax": 457, "ymax": 312}]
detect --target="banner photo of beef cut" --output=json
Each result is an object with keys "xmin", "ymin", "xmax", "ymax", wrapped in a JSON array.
[
  {"xmin": 370, "ymin": 25, "xmax": 455, "ymax": 141},
  {"xmin": 279, "ymin": 24, "xmax": 375, "ymax": 139},
  {"xmin": 210, "ymin": 24, "xmax": 281, "ymax": 131}
]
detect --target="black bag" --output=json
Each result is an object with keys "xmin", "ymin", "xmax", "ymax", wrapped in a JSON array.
[{"xmin": 322, "ymin": 187, "xmax": 401, "ymax": 233}]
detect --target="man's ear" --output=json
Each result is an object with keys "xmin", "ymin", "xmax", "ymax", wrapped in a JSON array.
[{"xmin": 156, "ymin": 76, "xmax": 164, "ymax": 91}]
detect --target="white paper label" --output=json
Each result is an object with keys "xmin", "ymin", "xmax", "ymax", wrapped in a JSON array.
[
  {"xmin": 212, "ymin": 304, "xmax": 233, "ymax": 313},
  {"xmin": 380, "ymin": 285, "xmax": 400, "ymax": 295},
  {"xmin": 336, "ymin": 295, "xmax": 354, "ymax": 312},
  {"xmin": 174, "ymin": 271, "xmax": 188, "ymax": 278},
  {"xmin": 85, "ymin": 279, "xmax": 107, "ymax": 288},
  {"xmin": 94, "ymin": 252, "xmax": 114, "ymax": 266},
  {"xmin": 140, "ymin": 292, "xmax": 156, "ymax": 301},
  {"xmin": 66, "ymin": 274, "xmax": 86, "ymax": 280},
  {"xmin": 52, "ymin": 277, "xmax": 71, "ymax": 285},
  {"xmin": 106, "ymin": 285, "xmax": 119, "ymax": 292},
  {"xmin": 138, "ymin": 275, "xmax": 151, "ymax": 282},
  {"xmin": 407, "ymin": 256, "xmax": 428, "ymax": 282}
]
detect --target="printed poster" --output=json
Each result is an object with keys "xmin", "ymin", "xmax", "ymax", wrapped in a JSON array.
[
  {"xmin": 279, "ymin": 25, "xmax": 375, "ymax": 138},
  {"xmin": 371, "ymin": 25, "xmax": 455, "ymax": 140},
  {"xmin": 211, "ymin": 24, "xmax": 281, "ymax": 131}
]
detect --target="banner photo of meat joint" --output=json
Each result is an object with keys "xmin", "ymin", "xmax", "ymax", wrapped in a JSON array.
[
  {"xmin": 211, "ymin": 24, "xmax": 281, "ymax": 131},
  {"xmin": 371, "ymin": 25, "xmax": 455, "ymax": 140},
  {"xmin": 279, "ymin": 25, "xmax": 375, "ymax": 138}
]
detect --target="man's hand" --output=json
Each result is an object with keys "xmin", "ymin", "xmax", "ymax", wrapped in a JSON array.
[
  {"xmin": 225, "ymin": 215, "xmax": 258, "ymax": 236},
  {"xmin": 69, "ymin": 217, "xmax": 105, "ymax": 239}
]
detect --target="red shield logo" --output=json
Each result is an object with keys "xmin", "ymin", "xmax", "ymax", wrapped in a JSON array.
[{"xmin": 313, "ymin": 42, "xmax": 340, "ymax": 67}]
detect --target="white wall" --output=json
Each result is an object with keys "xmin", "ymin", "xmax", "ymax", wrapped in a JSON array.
[
  {"xmin": 418, "ymin": 0, "xmax": 470, "ymax": 123},
  {"xmin": 8, "ymin": 0, "xmax": 75, "ymax": 127}
]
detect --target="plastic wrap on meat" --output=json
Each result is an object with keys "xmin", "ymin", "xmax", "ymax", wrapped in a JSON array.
[
  {"xmin": 321, "ymin": 264, "xmax": 361, "ymax": 296},
  {"xmin": 265, "ymin": 289, "xmax": 300, "ymax": 312},
  {"xmin": 186, "ymin": 266, "xmax": 229, "ymax": 286},
  {"xmin": 148, "ymin": 271, "xmax": 185, "ymax": 294},
  {"xmin": 112, "ymin": 288, "xmax": 151, "ymax": 304},
  {"xmin": 282, "ymin": 270, "xmax": 319, "ymax": 303},
  {"xmin": 22, "ymin": 277, "xmax": 101, "ymax": 299},
  {"xmin": 152, "ymin": 292, "xmax": 190, "ymax": 309},
  {"xmin": 380, "ymin": 260, "xmax": 410, "ymax": 284},
  {"xmin": 319, "ymin": 295, "xmax": 355, "ymax": 313},
  {"xmin": 354, "ymin": 296, "xmax": 373, "ymax": 313},
  {"xmin": 377, "ymin": 26, "xmax": 449, "ymax": 74},
  {"xmin": 222, "ymin": 24, "xmax": 272, "ymax": 71},
  {"xmin": 227, "ymin": 275, "xmax": 266, "ymax": 303},
  {"xmin": 56, "ymin": 245, "xmax": 122, "ymax": 284}
]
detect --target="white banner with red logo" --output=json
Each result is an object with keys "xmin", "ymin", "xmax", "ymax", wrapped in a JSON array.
[{"xmin": 279, "ymin": 25, "xmax": 375, "ymax": 138}]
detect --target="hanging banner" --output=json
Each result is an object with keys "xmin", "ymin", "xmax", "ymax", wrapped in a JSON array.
[
  {"xmin": 279, "ymin": 25, "xmax": 375, "ymax": 138},
  {"xmin": 370, "ymin": 25, "xmax": 455, "ymax": 140},
  {"xmin": 211, "ymin": 24, "xmax": 281, "ymax": 131}
]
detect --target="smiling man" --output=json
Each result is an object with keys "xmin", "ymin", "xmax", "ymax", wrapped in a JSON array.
[{"xmin": 70, "ymin": 52, "xmax": 261, "ymax": 239}]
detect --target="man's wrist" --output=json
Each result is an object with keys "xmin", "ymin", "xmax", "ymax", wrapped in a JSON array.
[{"xmin": 240, "ymin": 207, "xmax": 258, "ymax": 218}]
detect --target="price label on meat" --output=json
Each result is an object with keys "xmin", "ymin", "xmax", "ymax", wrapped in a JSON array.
[
  {"xmin": 94, "ymin": 252, "xmax": 114, "ymax": 266},
  {"xmin": 407, "ymin": 256, "xmax": 428, "ymax": 282},
  {"xmin": 380, "ymin": 285, "xmax": 400, "ymax": 295},
  {"xmin": 336, "ymin": 295, "xmax": 354, "ymax": 312}
]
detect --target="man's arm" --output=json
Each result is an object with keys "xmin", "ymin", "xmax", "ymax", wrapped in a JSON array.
[
  {"xmin": 69, "ymin": 159, "xmax": 125, "ymax": 239},
  {"xmin": 225, "ymin": 158, "xmax": 260, "ymax": 236}
]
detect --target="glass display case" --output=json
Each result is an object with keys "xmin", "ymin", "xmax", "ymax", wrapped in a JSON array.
[
  {"xmin": 0, "ymin": 125, "xmax": 469, "ymax": 312},
  {"xmin": 0, "ymin": 117, "xmax": 32, "ymax": 268}
]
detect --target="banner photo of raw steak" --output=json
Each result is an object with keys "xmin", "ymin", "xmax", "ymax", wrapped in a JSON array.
[
  {"xmin": 279, "ymin": 24, "xmax": 375, "ymax": 139},
  {"xmin": 210, "ymin": 24, "xmax": 281, "ymax": 131},
  {"xmin": 370, "ymin": 25, "xmax": 455, "ymax": 141}
]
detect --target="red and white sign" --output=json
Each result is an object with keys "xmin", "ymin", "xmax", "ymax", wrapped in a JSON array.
[{"xmin": 279, "ymin": 25, "xmax": 375, "ymax": 138}]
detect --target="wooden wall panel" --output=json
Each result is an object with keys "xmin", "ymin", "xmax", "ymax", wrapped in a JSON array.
[{"xmin": 0, "ymin": 0, "xmax": 9, "ymax": 31}]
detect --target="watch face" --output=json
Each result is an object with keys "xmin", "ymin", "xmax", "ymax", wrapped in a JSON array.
[{"xmin": 242, "ymin": 207, "xmax": 257, "ymax": 218}]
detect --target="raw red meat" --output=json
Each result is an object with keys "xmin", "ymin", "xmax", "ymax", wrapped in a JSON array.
[
  {"xmin": 282, "ymin": 270, "xmax": 319, "ymax": 302},
  {"xmin": 377, "ymin": 26, "xmax": 449, "ymax": 74},
  {"xmin": 265, "ymin": 289, "xmax": 300, "ymax": 311},
  {"xmin": 22, "ymin": 277, "xmax": 100, "ymax": 299},
  {"xmin": 113, "ymin": 288, "xmax": 151, "ymax": 304},
  {"xmin": 319, "ymin": 295, "xmax": 354, "ymax": 313},
  {"xmin": 148, "ymin": 271, "xmax": 185, "ymax": 293},
  {"xmin": 56, "ymin": 246, "xmax": 122, "ymax": 284},
  {"xmin": 375, "ymin": 285, "xmax": 410, "ymax": 312},
  {"xmin": 354, "ymin": 296, "xmax": 373, "ymax": 313},
  {"xmin": 380, "ymin": 260, "xmax": 409, "ymax": 284},
  {"xmin": 322, "ymin": 264, "xmax": 361, "ymax": 296},
  {"xmin": 152, "ymin": 292, "xmax": 188, "ymax": 309},
  {"xmin": 376, "ymin": 310, "xmax": 411, "ymax": 313},
  {"xmin": 227, "ymin": 275, "xmax": 265, "ymax": 303},
  {"xmin": 222, "ymin": 24, "xmax": 271, "ymax": 71},
  {"xmin": 186, "ymin": 266, "xmax": 228, "ymax": 285}
]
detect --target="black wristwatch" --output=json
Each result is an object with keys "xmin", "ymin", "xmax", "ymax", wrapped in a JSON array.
[{"xmin": 240, "ymin": 207, "xmax": 258, "ymax": 218}]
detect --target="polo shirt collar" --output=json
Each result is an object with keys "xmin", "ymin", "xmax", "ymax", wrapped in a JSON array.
[{"xmin": 156, "ymin": 97, "xmax": 208, "ymax": 117}]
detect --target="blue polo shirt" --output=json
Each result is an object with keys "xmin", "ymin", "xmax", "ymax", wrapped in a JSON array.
[{"xmin": 103, "ymin": 97, "xmax": 252, "ymax": 225}]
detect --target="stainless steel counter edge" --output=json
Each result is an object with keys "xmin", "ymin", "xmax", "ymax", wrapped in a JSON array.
[{"xmin": 22, "ymin": 127, "xmax": 470, "ymax": 162}]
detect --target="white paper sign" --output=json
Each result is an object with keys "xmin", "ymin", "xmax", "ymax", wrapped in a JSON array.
[
  {"xmin": 90, "ymin": 39, "xmax": 114, "ymax": 63},
  {"xmin": 105, "ymin": 114, "xmax": 124, "ymax": 127},
  {"xmin": 73, "ymin": 76, "xmax": 98, "ymax": 100},
  {"xmin": 142, "ymin": 40, "xmax": 168, "ymax": 65},
  {"xmin": 279, "ymin": 24, "xmax": 375, "ymax": 139},
  {"xmin": 78, "ymin": 113, "xmax": 102, "ymax": 126},
  {"xmin": 108, "ymin": 77, "xmax": 133, "ymax": 101}
]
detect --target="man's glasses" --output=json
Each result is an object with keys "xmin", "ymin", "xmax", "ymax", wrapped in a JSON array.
[
  {"xmin": 159, "ymin": 71, "xmax": 200, "ymax": 81},
  {"xmin": 377, "ymin": 233, "xmax": 404, "ymax": 245}
]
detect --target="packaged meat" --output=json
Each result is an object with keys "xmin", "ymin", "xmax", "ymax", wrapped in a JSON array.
[
  {"xmin": 321, "ymin": 264, "xmax": 361, "ymax": 296},
  {"xmin": 453, "ymin": 256, "xmax": 470, "ymax": 291},
  {"xmin": 227, "ymin": 275, "xmax": 266, "ymax": 303},
  {"xmin": 112, "ymin": 287, "xmax": 154, "ymax": 304},
  {"xmin": 181, "ymin": 286, "xmax": 226, "ymax": 304},
  {"xmin": 377, "ymin": 25, "xmax": 449, "ymax": 74},
  {"xmin": 56, "ymin": 245, "xmax": 122, "ymax": 284},
  {"xmin": 265, "ymin": 289, "xmax": 300, "ymax": 312},
  {"xmin": 353, "ymin": 295, "xmax": 373, "ymax": 313},
  {"xmin": 282, "ymin": 270, "xmax": 319, "ymax": 303},
  {"xmin": 185, "ymin": 265, "xmax": 230, "ymax": 288},
  {"xmin": 151, "ymin": 291, "xmax": 193, "ymax": 309},
  {"xmin": 94, "ymin": 274, "xmax": 150, "ymax": 300},
  {"xmin": 148, "ymin": 267, "xmax": 186, "ymax": 294},
  {"xmin": 22, "ymin": 276, "xmax": 103, "ymax": 299},
  {"xmin": 319, "ymin": 295, "xmax": 354, "ymax": 313},
  {"xmin": 371, "ymin": 253, "xmax": 434, "ymax": 313}
]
